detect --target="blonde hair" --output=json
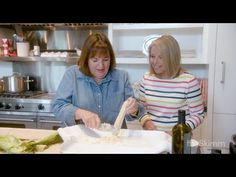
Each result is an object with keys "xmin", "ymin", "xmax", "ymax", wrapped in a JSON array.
[
  {"xmin": 148, "ymin": 35, "xmax": 182, "ymax": 78},
  {"xmin": 78, "ymin": 32, "xmax": 116, "ymax": 76}
]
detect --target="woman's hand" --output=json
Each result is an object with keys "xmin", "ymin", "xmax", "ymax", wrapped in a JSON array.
[
  {"xmin": 143, "ymin": 119, "xmax": 157, "ymax": 130},
  {"xmin": 165, "ymin": 131, "xmax": 172, "ymax": 136},
  {"xmin": 75, "ymin": 108, "xmax": 101, "ymax": 129},
  {"xmin": 125, "ymin": 97, "xmax": 138, "ymax": 115}
]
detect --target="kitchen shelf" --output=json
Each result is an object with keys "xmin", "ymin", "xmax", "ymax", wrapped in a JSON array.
[
  {"xmin": 116, "ymin": 57, "xmax": 148, "ymax": 64},
  {"xmin": 115, "ymin": 48, "xmax": 207, "ymax": 64},
  {"xmin": 0, "ymin": 56, "xmax": 78, "ymax": 64},
  {"xmin": 116, "ymin": 57, "xmax": 208, "ymax": 65},
  {"xmin": 108, "ymin": 23, "xmax": 208, "ymax": 65}
]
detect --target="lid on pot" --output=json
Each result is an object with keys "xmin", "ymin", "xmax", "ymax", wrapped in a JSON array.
[
  {"xmin": 3, "ymin": 72, "xmax": 25, "ymax": 79},
  {"xmin": 9, "ymin": 72, "xmax": 23, "ymax": 77}
]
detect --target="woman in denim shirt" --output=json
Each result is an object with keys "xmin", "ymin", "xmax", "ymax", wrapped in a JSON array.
[{"xmin": 52, "ymin": 32, "xmax": 146, "ymax": 129}]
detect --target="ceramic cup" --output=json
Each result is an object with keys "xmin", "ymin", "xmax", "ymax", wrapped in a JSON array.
[{"xmin": 16, "ymin": 42, "xmax": 29, "ymax": 57}]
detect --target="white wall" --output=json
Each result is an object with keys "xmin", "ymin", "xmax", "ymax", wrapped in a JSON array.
[
  {"xmin": 40, "ymin": 62, "xmax": 68, "ymax": 92},
  {"xmin": 117, "ymin": 64, "xmax": 149, "ymax": 84},
  {"xmin": 0, "ymin": 62, "xmax": 208, "ymax": 93},
  {"xmin": 0, "ymin": 62, "xmax": 13, "ymax": 77},
  {"xmin": 50, "ymin": 63, "xmax": 149, "ymax": 92},
  {"xmin": 117, "ymin": 64, "xmax": 208, "ymax": 85}
]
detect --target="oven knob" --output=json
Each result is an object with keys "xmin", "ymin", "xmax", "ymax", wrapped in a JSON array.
[
  {"xmin": 5, "ymin": 104, "xmax": 12, "ymax": 109},
  {"xmin": 0, "ymin": 102, "xmax": 4, "ymax": 108},
  {"xmin": 38, "ymin": 104, "xmax": 45, "ymax": 110},
  {"xmin": 15, "ymin": 104, "xmax": 22, "ymax": 110}
]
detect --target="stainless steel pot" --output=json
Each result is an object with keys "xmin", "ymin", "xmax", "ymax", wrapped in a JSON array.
[{"xmin": 2, "ymin": 73, "xmax": 34, "ymax": 93}]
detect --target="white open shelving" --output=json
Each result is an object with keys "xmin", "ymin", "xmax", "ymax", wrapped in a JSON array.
[
  {"xmin": 115, "ymin": 57, "xmax": 208, "ymax": 65},
  {"xmin": 108, "ymin": 23, "xmax": 208, "ymax": 65}
]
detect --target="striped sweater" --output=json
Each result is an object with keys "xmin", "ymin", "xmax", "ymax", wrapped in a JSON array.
[{"xmin": 139, "ymin": 72, "xmax": 205, "ymax": 131}]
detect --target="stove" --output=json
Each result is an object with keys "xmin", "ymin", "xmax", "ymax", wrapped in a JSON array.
[
  {"xmin": 0, "ymin": 91, "xmax": 45, "ymax": 99},
  {"xmin": 0, "ymin": 91, "xmax": 54, "ymax": 112},
  {"xmin": 0, "ymin": 91, "xmax": 61, "ymax": 130}
]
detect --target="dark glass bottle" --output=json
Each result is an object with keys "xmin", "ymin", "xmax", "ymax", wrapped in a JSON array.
[{"xmin": 172, "ymin": 110, "xmax": 192, "ymax": 154}]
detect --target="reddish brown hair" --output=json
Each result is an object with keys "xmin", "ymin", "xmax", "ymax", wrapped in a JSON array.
[{"xmin": 78, "ymin": 32, "xmax": 116, "ymax": 76}]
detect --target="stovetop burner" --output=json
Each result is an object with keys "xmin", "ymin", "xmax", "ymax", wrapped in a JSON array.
[
  {"xmin": 0, "ymin": 91, "xmax": 46, "ymax": 98},
  {"xmin": 0, "ymin": 91, "xmax": 53, "ymax": 113}
]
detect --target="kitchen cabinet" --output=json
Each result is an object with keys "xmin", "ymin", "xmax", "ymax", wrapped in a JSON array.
[
  {"xmin": 213, "ymin": 24, "xmax": 236, "ymax": 114},
  {"xmin": 212, "ymin": 24, "xmax": 236, "ymax": 148},
  {"xmin": 108, "ymin": 23, "xmax": 211, "ymax": 64}
]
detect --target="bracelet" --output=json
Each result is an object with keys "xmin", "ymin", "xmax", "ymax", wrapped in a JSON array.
[{"xmin": 139, "ymin": 115, "xmax": 151, "ymax": 126}]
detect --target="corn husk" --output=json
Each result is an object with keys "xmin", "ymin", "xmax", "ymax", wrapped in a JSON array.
[{"xmin": 0, "ymin": 132, "xmax": 63, "ymax": 154}]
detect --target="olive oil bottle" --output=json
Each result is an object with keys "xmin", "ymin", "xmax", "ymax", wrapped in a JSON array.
[{"xmin": 172, "ymin": 110, "xmax": 192, "ymax": 154}]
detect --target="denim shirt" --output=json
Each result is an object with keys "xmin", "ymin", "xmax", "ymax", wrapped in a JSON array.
[{"xmin": 52, "ymin": 65, "xmax": 146, "ymax": 128}]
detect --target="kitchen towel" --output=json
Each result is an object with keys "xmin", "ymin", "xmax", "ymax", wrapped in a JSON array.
[{"xmin": 57, "ymin": 125, "xmax": 172, "ymax": 154}]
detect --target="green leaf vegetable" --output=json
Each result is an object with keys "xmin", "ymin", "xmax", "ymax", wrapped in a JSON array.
[{"xmin": 0, "ymin": 132, "xmax": 63, "ymax": 154}]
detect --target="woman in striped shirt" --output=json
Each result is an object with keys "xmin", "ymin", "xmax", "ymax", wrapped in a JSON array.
[{"xmin": 139, "ymin": 35, "xmax": 205, "ymax": 134}]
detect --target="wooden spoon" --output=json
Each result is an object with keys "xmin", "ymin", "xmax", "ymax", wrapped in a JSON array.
[{"xmin": 113, "ymin": 100, "xmax": 128, "ymax": 136}]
